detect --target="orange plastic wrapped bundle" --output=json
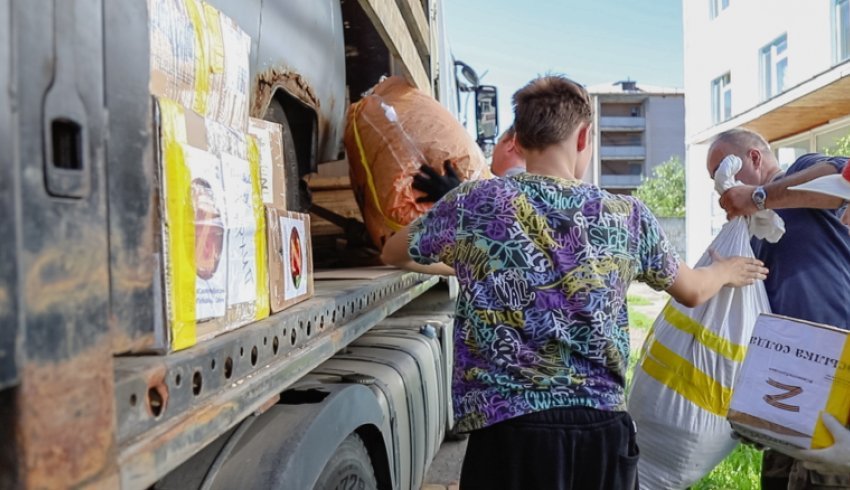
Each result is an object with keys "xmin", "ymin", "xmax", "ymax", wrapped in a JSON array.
[{"xmin": 345, "ymin": 76, "xmax": 491, "ymax": 248}]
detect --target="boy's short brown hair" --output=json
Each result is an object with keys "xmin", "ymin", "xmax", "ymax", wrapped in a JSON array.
[{"xmin": 512, "ymin": 75, "xmax": 592, "ymax": 151}]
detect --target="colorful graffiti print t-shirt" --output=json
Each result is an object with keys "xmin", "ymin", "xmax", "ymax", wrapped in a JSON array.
[{"xmin": 408, "ymin": 173, "xmax": 680, "ymax": 432}]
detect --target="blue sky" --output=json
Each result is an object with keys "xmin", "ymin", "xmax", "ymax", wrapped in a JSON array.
[{"xmin": 444, "ymin": 0, "xmax": 684, "ymax": 131}]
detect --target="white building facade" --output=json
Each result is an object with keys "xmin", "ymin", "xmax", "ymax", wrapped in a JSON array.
[{"xmin": 683, "ymin": 0, "xmax": 850, "ymax": 262}]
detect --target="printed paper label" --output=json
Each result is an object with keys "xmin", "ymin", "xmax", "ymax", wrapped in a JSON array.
[
  {"xmin": 255, "ymin": 127, "xmax": 274, "ymax": 204},
  {"xmin": 280, "ymin": 216, "xmax": 308, "ymax": 300},
  {"xmin": 221, "ymin": 152, "xmax": 257, "ymax": 306},
  {"xmin": 183, "ymin": 145, "xmax": 227, "ymax": 320},
  {"xmin": 730, "ymin": 315, "xmax": 850, "ymax": 447}
]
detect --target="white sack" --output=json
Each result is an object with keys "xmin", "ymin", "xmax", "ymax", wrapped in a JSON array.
[{"xmin": 628, "ymin": 217, "xmax": 772, "ymax": 489}]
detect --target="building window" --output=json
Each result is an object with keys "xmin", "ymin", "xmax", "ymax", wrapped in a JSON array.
[
  {"xmin": 710, "ymin": 0, "xmax": 729, "ymax": 19},
  {"xmin": 760, "ymin": 34, "xmax": 788, "ymax": 100},
  {"xmin": 836, "ymin": 0, "xmax": 850, "ymax": 63},
  {"xmin": 711, "ymin": 73, "xmax": 732, "ymax": 124}
]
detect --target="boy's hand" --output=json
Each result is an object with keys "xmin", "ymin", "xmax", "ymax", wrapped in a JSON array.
[
  {"xmin": 412, "ymin": 160, "xmax": 462, "ymax": 203},
  {"xmin": 708, "ymin": 250, "xmax": 768, "ymax": 287}
]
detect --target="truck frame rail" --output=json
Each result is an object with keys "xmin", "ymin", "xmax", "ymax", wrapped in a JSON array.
[{"xmin": 114, "ymin": 271, "xmax": 437, "ymax": 489}]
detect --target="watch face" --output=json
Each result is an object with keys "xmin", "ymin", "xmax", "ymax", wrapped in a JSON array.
[{"xmin": 753, "ymin": 187, "xmax": 767, "ymax": 209}]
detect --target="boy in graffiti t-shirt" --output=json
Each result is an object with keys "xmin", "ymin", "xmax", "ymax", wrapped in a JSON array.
[{"xmin": 381, "ymin": 75, "xmax": 767, "ymax": 490}]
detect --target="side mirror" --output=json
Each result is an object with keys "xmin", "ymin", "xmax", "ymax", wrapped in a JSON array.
[{"xmin": 475, "ymin": 85, "xmax": 498, "ymax": 149}]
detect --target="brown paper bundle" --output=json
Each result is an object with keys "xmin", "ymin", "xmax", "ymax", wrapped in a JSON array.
[{"xmin": 345, "ymin": 76, "xmax": 491, "ymax": 248}]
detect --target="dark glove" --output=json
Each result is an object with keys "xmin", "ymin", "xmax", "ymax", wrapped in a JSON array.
[{"xmin": 412, "ymin": 160, "xmax": 462, "ymax": 203}]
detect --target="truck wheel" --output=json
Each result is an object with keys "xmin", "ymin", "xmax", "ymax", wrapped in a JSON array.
[
  {"xmin": 264, "ymin": 100, "xmax": 310, "ymax": 212},
  {"xmin": 313, "ymin": 433, "xmax": 378, "ymax": 490}
]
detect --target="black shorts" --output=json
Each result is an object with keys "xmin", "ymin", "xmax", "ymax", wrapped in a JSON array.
[{"xmin": 459, "ymin": 407, "xmax": 639, "ymax": 490}]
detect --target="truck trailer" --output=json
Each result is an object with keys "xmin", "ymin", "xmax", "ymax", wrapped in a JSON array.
[{"xmin": 0, "ymin": 0, "xmax": 497, "ymax": 488}]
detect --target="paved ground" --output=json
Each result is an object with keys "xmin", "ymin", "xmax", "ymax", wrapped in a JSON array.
[
  {"xmin": 627, "ymin": 282, "xmax": 669, "ymax": 352},
  {"xmin": 421, "ymin": 284, "xmax": 669, "ymax": 489}
]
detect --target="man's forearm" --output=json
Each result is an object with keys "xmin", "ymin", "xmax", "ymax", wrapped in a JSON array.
[{"xmin": 766, "ymin": 163, "xmax": 845, "ymax": 210}]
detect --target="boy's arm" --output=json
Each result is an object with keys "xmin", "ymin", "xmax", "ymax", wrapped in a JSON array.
[
  {"xmin": 721, "ymin": 162, "xmax": 845, "ymax": 218},
  {"xmin": 381, "ymin": 225, "xmax": 456, "ymax": 276}
]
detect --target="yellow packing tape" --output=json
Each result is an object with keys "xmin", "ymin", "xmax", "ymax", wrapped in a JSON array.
[
  {"xmin": 352, "ymin": 104, "xmax": 403, "ymax": 232},
  {"xmin": 203, "ymin": 4, "xmax": 226, "ymax": 74},
  {"xmin": 663, "ymin": 303, "xmax": 747, "ymax": 363},
  {"xmin": 184, "ymin": 0, "xmax": 210, "ymax": 115},
  {"xmin": 160, "ymin": 99, "xmax": 198, "ymax": 351},
  {"xmin": 248, "ymin": 136, "xmax": 270, "ymax": 320},
  {"xmin": 641, "ymin": 339, "xmax": 733, "ymax": 417},
  {"xmin": 812, "ymin": 336, "xmax": 850, "ymax": 448}
]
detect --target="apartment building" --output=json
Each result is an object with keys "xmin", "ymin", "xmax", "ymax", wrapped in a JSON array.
[
  {"xmin": 684, "ymin": 0, "xmax": 850, "ymax": 262},
  {"xmin": 587, "ymin": 80, "xmax": 685, "ymax": 193}
]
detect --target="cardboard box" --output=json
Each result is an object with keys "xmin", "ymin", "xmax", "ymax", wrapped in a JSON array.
[
  {"xmin": 156, "ymin": 97, "xmax": 269, "ymax": 352},
  {"xmin": 265, "ymin": 207, "xmax": 314, "ymax": 312},
  {"xmin": 248, "ymin": 118, "xmax": 287, "ymax": 207},
  {"xmin": 728, "ymin": 314, "xmax": 850, "ymax": 451},
  {"xmin": 148, "ymin": 0, "xmax": 250, "ymax": 131}
]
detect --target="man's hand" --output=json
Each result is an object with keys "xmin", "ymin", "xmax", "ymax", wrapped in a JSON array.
[
  {"xmin": 797, "ymin": 413, "xmax": 850, "ymax": 474},
  {"xmin": 842, "ymin": 206, "xmax": 850, "ymax": 232},
  {"xmin": 719, "ymin": 185, "xmax": 759, "ymax": 219},
  {"xmin": 731, "ymin": 430, "xmax": 766, "ymax": 451},
  {"xmin": 412, "ymin": 160, "xmax": 462, "ymax": 203}
]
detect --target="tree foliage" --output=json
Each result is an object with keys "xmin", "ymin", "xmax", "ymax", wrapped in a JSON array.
[
  {"xmin": 824, "ymin": 134, "xmax": 850, "ymax": 157},
  {"xmin": 634, "ymin": 156, "xmax": 686, "ymax": 217}
]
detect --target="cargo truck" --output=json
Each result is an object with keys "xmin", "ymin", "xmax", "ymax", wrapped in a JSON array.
[{"xmin": 0, "ymin": 0, "xmax": 497, "ymax": 488}]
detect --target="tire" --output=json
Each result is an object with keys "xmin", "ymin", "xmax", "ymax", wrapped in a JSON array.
[
  {"xmin": 313, "ymin": 433, "xmax": 378, "ymax": 490},
  {"xmin": 264, "ymin": 100, "xmax": 310, "ymax": 212}
]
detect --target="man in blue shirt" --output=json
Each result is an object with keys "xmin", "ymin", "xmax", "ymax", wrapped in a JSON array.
[{"xmin": 709, "ymin": 128, "xmax": 850, "ymax": 489}]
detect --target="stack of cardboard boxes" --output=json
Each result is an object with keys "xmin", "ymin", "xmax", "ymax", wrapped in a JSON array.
[
  {"xmin": 248, "ymin": 119, "xmax": 315, "ymax": 313},
  {"xmin": 148, "ymin": 0, "xmax": 312, "ymax": 352}
]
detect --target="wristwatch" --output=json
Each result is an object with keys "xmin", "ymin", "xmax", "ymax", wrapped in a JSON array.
[{"xmin": 752, "ymin": 186, "xmax": 767, "ymax": 211}]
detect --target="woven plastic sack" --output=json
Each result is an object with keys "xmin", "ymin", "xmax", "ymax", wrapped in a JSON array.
[
  {"xmin": 344, "ymin": 76, "xmax": 491, "ymax": 248},
  {"xmin": 627, "ymin": 218, "xmax": 772, "ymax": 489}
]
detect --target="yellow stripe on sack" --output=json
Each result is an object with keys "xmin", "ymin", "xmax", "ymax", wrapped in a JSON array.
[
  {"xmin": 160, "ymin": 99, "xmax": 197, "ymax": 351},
  {"xmin": 812, "ymin": 336, "xmax": 850, "ymax": 448},
  {"xmin": 184, "ymin": 0, "xmax": 210, "ymax": 115},
  {"xmin": 663, "ymin": 303, "xmax": 747, "ymax": 363},
  {"xmin": 203, "ymin": 5, "xmax": 225, "ymax": 74},
  {"xmin": 641, "ymin": 340, "xmax": 732, "ymax": 417},
  {"xmin": 351, "ymin": 104, "xmax": 403, "ymax": 232},
  {"xmin": 248, "ymin": 136, "xmax": 270, "ymax": 320}
]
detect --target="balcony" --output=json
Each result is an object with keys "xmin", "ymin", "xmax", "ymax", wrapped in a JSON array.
[
  {"xmin": 599, "ymin": 145, "xmax": 646, "ymax": 160},
  {"xmin": 599, "ymin": 116, "xmax": 646, "ymax": 131},
  {"xmin": 600, "ymin": 174, "xmax": 644, "ymax": 188}
]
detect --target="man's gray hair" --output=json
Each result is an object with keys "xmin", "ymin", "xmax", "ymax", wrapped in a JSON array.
[{"xmin": 711, "ymin": 128, "xmax": 771, "ymax": 152}]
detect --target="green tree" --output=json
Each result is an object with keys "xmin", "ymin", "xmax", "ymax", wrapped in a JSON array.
[
  {"xmin": 824, "ymin": 134, "xmax": 850, "ymax": 156},
  {"xmin": 634, "ymin": 156, "xmax": 686, "ymax": 217}
]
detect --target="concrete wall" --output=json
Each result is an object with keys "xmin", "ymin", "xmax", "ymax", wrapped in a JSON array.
[{"xmin": 658, "ymin": 217, "xmax": 687, "ymax": 261}]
